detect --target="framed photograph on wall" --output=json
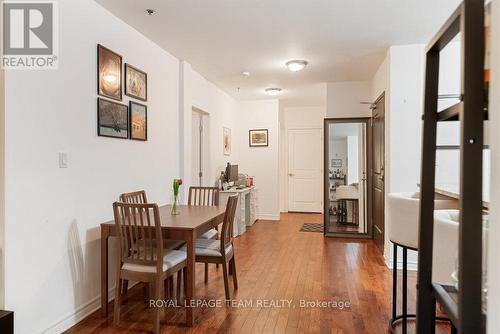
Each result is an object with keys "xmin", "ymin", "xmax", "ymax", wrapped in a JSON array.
[
  {"xmin": 125, "ymin": 64, "xmax": 147, "ymax": 101},
  {"xmin": 223, "ymin": 127, "xmax": 231, "ymax": 155},
  {"xmin": 97, "ymin": 44, "xmax": 122, "ymax": 101},
  {"xmin": 331, "ymin": 159, "xmax": 342, "ymax": 168},
  {"xmin": 129, "ymin": 101, "xmax": 147, "ymax": 141},
  {"xmin": 97, "ymin": 98, "xmax": 129, "ymax": 139},
  {"xmin": 249, "ymin": 129, "xmax": 269, "ymax": 147}
]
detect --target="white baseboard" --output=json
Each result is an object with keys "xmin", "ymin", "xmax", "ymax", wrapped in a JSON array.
[
  {"xmin": 257, "ymin": 214, "xmax": 280, "ymax": 221},
  {"xmin": 42, "ymin": 283, "xmax": 137, "ymax": 333}
]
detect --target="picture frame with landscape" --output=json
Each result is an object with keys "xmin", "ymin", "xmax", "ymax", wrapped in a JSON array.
[
  {"xmin": 97, "ymin": 98, "xmax": 129, "ymax": 139},
  {"xmin": 129, "ymin": 101, "xmax": 147, "ymax": 141},
  {"xmin": 249, "ymin": 129, "xmax": 269, "ymax": 147}
]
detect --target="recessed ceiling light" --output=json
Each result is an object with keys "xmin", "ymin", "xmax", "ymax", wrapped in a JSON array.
[
  {"xmin": 286, "ymin": 60, "xmax": 308, "ymax": 72},
  {"xmin": 145, "ymin": 8, "xmax": 156, "ymax": 15},
  {"xmin": 265, "ymin": 88, "xmax": 282, "ymax": 96},
  {"xmin": 241, "ymin": 71, "xmax": 250, "ymax": 77}
]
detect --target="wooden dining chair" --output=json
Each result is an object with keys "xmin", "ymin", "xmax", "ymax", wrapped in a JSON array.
[
  {"xmin": 184, "ymin": 195, "xmax": 239, "ymax": 300},
  {"xmin": 113, "ymin": 202, "xmax": 187, "ymax": 334},
  {"xmin": 119, "ymin": 190, "xmax": 184, "ymax": 297},
  {"xmin": 187, "ymin": 186, "xmax": 221, "ymax": 281}
]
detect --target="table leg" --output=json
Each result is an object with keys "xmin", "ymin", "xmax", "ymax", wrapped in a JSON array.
[
  {"xmin": 101, "ymin": 226, "xmax": 109, "ymax": 317},
  {"xmin": 185, "ymin": 231, "xmax": 196, "ymax": 326}
]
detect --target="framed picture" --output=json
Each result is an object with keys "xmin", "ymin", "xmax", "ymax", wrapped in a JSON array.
[
  {"xmin": 331, "ymin": 159, "xmax": 342, "ymax": 168},
  {"xmin": 97, "ymin": 98, "xmax": 129, "ymax": 139},
  {"xmin": 125, "ymin": 64, "xmax": 147, "ymax": 101},
  {"xmin": 97, "ymin": 44, "xmax": 122, "ymax": 101},
  {"xmin": 249, "ymin": 129, "xmax": 269, "ymax": 147},
  {"xmin": 223, "ymin": 127, "xmax": 231, "ymax": 155},
  {"xmin": 129, "ymin": 101, "xmax": 147, "ymax": 141}
]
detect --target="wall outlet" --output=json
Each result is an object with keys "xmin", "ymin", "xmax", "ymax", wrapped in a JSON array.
[{"xmin": 59, "ymin": 152, "xmax": 68, "ymax": 168}]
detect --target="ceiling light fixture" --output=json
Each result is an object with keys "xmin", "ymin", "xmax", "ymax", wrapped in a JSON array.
[
  {"xmin": 145, "ymin": 8, "xmax": 156, "ymax": 15},
  {"xmin": 286, "ymin": 59, "xmax": 308, "ymax": 72},
  {"xmin": 265, "ymin": 88, "xmax": 282, "ymax": 96},
  {"xmin": 241, "ymin": 71, "xmax": 250, "ymax": 77}
]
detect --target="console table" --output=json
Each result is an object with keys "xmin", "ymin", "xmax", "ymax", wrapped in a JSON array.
[{"xmin": 220, "ymin": 186, "xmax": 257, "ymax": 236}]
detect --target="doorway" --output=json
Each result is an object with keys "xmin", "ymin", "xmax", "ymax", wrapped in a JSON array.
[
  {"xmin": 287, "ymin": 129, "xmax": 323, "ymax": 213},
  {"xmin": 324, "ymin": 118, "xmax": 371, "ymax": 237},
  {"xmin": 371, "ymin": 93, "xmax": 385, "ymax": 252},
  {"xmin": 191, "ymin": 107, "xmax": 209, "ymax": 186}
]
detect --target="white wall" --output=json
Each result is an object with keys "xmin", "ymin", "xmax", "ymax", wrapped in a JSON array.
[
  {"xmin": 327, "ymin": 81, "xmax": 372, "ymax": 118},
  {"xmin": 181, "ymin": 62, "xmax": 239, "ymax": 196},
  {"xmin": 3, "ymin": 0, "xmax": 180, "ymax": 333},
  {"xmin": 238, "ymin": 100, "xmax": 280, "ymax": 220},
  {"xmin": 488, "ymin": 1, "xmax": 500, "ymax": 332}
]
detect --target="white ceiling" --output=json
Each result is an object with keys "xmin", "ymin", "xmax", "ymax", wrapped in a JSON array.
[{"xmin": 96, "ymin": 0, "xmax": 461, "ymax": 105}]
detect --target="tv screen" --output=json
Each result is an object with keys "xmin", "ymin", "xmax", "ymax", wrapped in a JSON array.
[{"xmin": 226, "ymin": 164, "xmax": 239, "ymax": 182}]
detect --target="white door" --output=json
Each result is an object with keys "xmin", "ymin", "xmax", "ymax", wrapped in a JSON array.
[{"xmin": 288, "ymin": 129, "xmax": 323, "ymax": 212}]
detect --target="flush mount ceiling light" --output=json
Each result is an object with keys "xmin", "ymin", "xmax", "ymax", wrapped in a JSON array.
[
  {"xmin": 286, "ymin": 60, "xmax": 308, "ymax": 72},
  {"xmin": 145, "ymin": 8, "xmax": 156, "ymax": 15},
  {"xmin": 265, "ymin": 88, "xmax": 282, "ymax": 96},
  {"xmin": 241, "ymin": 71, "xmax": 250, "ymax": 77}
]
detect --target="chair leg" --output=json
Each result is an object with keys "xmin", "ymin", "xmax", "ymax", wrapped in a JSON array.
[
  {"xmin": 222, "ymin": 260, "xmax": 230, "ymax": 300},
  {"xmin": 122, "ymin": 280, "xmax": 129, "ymax": 297},
  {"xmin": 230, "ymin": 257, "xmax": 238, "ymax": 290},
  {"xmin": 402, "ymin": 247, "xmax": 408, "ymax": 334},
  {"xmin": 204, "ymin": 263, "xmax": 209, "ymax": 283},
  {"xmin": 168, "ymin": 276, "xmax": 174, "ymax": 299},
  {"xmin": 183, "ymin": 267, "xmax": 188, "ymax": 301},
  {"xmin": 392, "ymin": 243, "xmax": 397, "ymax": 319},
  {"xmin": 176, "ymin": 270, "xmax": 182, "ymax": 304},
  {"xmin": 154, "ymin": 277, "xmax": 162, "ymax": 334},
  {"xmin": 113, "ymin": 278, "xmax": 123, "ymax": 326},
  {"xmin": 164, "ymin": 279, "xmax": 170, "ymax": 299}
]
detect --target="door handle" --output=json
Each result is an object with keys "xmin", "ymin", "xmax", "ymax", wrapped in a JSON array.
[{"xmin": 289, "ymin": 173, "xmax": 295, "ymax": 177}]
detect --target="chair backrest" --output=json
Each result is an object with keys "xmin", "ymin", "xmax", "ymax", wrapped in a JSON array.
[
  {"xmin": 120, "ymin": 190, "xmax": 148, "ymax": 204},
  {"xmin": 113, "ymin": 202, "xmax": 163, "ymax": 272},
  {"xmin": 220, "ymin": 195, "xmax": 238, "ymax": 250},
  {"xmin": 188, "ymin": 186, "xmax": 219, "ymax": 206}
]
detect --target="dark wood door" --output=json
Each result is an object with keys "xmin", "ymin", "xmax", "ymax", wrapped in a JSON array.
[{"xmin": 372, "ymin": 93, "xmax": 385, "ymax": 253}]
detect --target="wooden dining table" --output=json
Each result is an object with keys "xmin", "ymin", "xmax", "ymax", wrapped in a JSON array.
[{"xmin": 100, "ymin": 204, "xmax": 227, "ymax": 326}]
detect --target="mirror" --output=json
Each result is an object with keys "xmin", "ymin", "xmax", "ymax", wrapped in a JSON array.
[{"xmin": 324, "ymin": 119, "xmax": 369, "ymax": 237}]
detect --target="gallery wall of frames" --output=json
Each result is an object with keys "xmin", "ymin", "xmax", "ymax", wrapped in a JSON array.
[{"xmin": 97, "ymin": 44, "xmax": 148, "ymax": 141}]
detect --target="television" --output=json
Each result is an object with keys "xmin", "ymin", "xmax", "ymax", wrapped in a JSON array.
[{"xmin": 226, "ymin": 163, "xmax": 239, "ymax": 182}]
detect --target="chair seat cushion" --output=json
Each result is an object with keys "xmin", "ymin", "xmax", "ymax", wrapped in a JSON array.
[
  {"xmin": 181, "ymin": 239, "xmax": 232, "ymax": 257},
  {"xmin": 199, "ymin": 229, "xmax": 218, "ymax": 239},
  {"xmin": 122, "ymin": 249, "xmax": 186, "ymax": 273}
]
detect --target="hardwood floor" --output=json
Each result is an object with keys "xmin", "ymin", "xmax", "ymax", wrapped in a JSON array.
[{"xmin": 66, "ymin": 213, "xmax": 450, "ymax": 334}]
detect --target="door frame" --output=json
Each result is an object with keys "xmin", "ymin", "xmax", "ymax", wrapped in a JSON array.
[{"xmin": 323, "ymin": 117, "xmax": 373, "ymax": 239}]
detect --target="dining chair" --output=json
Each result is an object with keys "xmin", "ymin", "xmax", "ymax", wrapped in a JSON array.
[
  {"xmin": 112, "ymin": 202, "xmax": 187, "ymax": 334},
  {"xmin": 119, "ymin": 190, "xmax": 184, "ymax": 297},
  {"xmin": 183, "ymin": 195, "xmax": 239, "ymax": 300},
  {"xmin": 187, "ymin": 186, "xmax": 221, "ymax": 281}
]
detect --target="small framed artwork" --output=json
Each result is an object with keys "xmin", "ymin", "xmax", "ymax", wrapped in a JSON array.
[
  {"xmin": 97, "ymin": 98, "xmax": 129, "ymax": 139},
  {"xmin": 331, "ymin": 159, "xmax": 342, "ymax": 168},
  {"xmin": 125, "ymin": 64, "xmax": 147, "ymax": 101},
  {"xmin": 129, "ymin": 101, "xmax": 147, "ymax": 141},
  {"xmin": 223, "ymin": 127, "xmax": 231, "ymax": 155},
  {"xmin": 97, "ymin": 44, "xmax": 122, "ymax": 101},
  {"xmin": 249, "ymin": 129, "xmax": 269, "ymax": 147}
]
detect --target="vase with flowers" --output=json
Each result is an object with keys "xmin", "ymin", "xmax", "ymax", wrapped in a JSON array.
[{"xmin": 171, "ymin": 178, "xmax": 183, "ymax": 215}]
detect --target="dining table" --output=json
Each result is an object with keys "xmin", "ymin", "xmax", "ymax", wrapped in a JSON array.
[{"xmin": 100, "ymin": 204, "xmax": 227, "ymax": 326}]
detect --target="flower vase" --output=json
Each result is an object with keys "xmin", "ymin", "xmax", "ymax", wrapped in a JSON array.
[{"xmin": 171, "ymin": 194, "xmax": 180, "ymax": 215}]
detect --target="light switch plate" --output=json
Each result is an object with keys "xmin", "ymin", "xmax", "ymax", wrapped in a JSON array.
[{"xmin": 59, "ymin": 152, "xmax": 68, "ymax": 168}]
